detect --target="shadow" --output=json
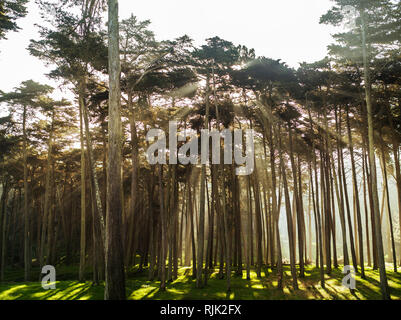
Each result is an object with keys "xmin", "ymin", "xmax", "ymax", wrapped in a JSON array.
[{"xmin": 2, "ymin": 264, "xmax": 401, "ymax": 300}]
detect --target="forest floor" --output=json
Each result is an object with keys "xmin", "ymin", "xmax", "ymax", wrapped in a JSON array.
[{"xmin": 0, "ymin": 264, "xmax": 401, "ymax": 300}]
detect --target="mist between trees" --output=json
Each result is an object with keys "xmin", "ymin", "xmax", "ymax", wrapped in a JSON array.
[{"xmin": 0, "ymin": 0, "xmax": 401, "ymax": 300}]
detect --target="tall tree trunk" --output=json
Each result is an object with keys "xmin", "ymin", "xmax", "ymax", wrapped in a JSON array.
[
  {"xmin": 79, "ymin": 95, "xmax": 86, "ymax": 282},
  {"xmin": 196, "ymin": 75, "xmax": 210, "ymax": 288},
  {"xmin": 339, "ymin": 120, "xmax": 358, "ymax": 272},
  {"xmin": 385, "ymin": 104, "xmax": 401, "ymax": 267},
  {"xmin": 360, "ymin": 8, "xmax": 390, "ymax": 300},
  {"xmin": 266, "ymin": 110, "xmax": 283, "ymax": 289},
  {"xmin": 105, "ymin": 0, "xmax": 126, "ymax": 300},
  {"xmin": 363, "ymin": 133, "xmax": 378, "ymax": 269},
  {"xmin": 379, "ymin": 142, "xmax": 397, "ymax": 272},
  {"xmin": 307, "ymin": 105, "xmax": 324, "ymax": 287},
  {"xmin": 0, "ymin": 183, "xmax": 10, "ymax": 281},
  {"xmin": 125, "ymin": 91, "xmax": 139, "ymax": 266},
  {"xmin": 334, "ymin": 107, "xmax": 349, "ymax": 267},
  {"xmin": 23, "ymin": 105, "xmax": 30, "ymax": 281},
  {"xmin": 278, "ymin": 124, "xmax": 298, "ymax": 290},
  {"xmin": 147, "ymin": 172, "xmax": 155, "ymax": 281},
  {"xmin": 288, "ymin": 123, "xmax": 305, "ymax": 277},
  {"xmin": 361, "ymin": 147, "xmax": 371, "ymax": 267},
  {"xmin": 246, "ymin": 175, "xmax": 252, "ymax": 280},
  {"xmin": 188, "ymin": 173, "xmax": 197, "ymax": 278},
  {"xmin": 158, "ymin": 164, "xmax": 166, "ymax": 291},
  {"xmin": 346, "ymin": 107, "xmax": 365, "ymax": 278},
  {"xmin": 252, "ymin": 173, "xmax": 263, "ymax": 278}
]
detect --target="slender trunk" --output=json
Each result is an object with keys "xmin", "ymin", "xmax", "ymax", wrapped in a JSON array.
[
  {"xmin": 362, "ymin": 148, "xmax": 371, "ymax": 267},
  {"xmin": 385, "ymin": 104, "xmax": 401, "ymax": 266},
  {"xmin": 278, "ymin": 124, "xmax": 298, "ymax": 290},
  {"xmin": 339, "ymin": 124, "xmax": 358, "ymax": 272},
  {"xmin": 148, "ymin": 172, "xmax": 155, "ymax": 280},
  {"xmin": 360, "ymin": 8, "xmax": 390, "ymax": 300},
  {"xmin": 334, "ymin": 107, "xmax": 349, "ymax": 266},
  {"xmin": 188, "ymin": 175, "xmax": 197, "ymax": 278},
  {"xmin": 307, "ymin": 105, "xmax": 324, "ymax": 287},
  {"xmin": 158, "ymin": 164, "xmax": 166, "ymax": 290},
  {"xmin": 78, "ymin": 93, "xmax": 86, "ymax": 282},
  {"xmin": 0, "ymin": 183, "xmax": 10, "ymax": 281},
  {"xmin": 346, "ymin": 107, "xmax": 365, "ymax": 278},
  {"xmin": 380, "ymin": 142, "xmax": 397, "ymax": 272},
  {"xmin": 23, "ymin": 105, "xmax": 30, "ymax": 281},
  {"xmin": 246, "ymin": 176, "xmax": 252, "ymax": 280},
  {"xmin": 252, "ymin": 173, "xmax": 263, "ymax": 278},
  {"xmin": 125, "ymin": 91, "xmax": 139, "ymax": 266},
  {"xmin": 288, "ymin": 123, "xmax": 305, "ymax": 277},
  {"xmin": 196, "ymin": 75, "xmax": 210, "ymax": 288}
]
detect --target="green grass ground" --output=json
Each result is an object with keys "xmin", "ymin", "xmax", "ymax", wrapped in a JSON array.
[{"xmin": 0, "ymin": 264, "xmax": 400, "ymax": 300}]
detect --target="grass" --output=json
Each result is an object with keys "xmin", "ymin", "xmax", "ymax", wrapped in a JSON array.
[{"xmin": 0, "ymin": 264, "xmax": 400, "ymax": 300}]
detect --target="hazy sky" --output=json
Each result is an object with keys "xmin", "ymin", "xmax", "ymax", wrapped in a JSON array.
[{"xmin": 0, "ymin": 0, "xmax": 339, "ymax": 97}]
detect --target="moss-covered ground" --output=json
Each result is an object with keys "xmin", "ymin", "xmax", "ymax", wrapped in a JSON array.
[{"xmin": 0, "ymin": 264, "xmax": 400, "ymax": 300}]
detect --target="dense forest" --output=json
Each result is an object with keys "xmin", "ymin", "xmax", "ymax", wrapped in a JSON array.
[{"xmin": 0, "ymin": 0, "xmax": 401, "ymax": 300}]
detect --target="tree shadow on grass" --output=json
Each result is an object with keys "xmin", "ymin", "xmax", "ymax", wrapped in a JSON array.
[
  {"xmin": 2, "ymin": 265, "xmax": 400, "ymax": 300},
  {"xmin": 0, "ymin": 281, "xmax": 96, "ymax": 300}
]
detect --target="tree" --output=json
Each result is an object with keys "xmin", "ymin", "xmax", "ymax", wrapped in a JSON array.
[
  {"xmin": 104, "ymin": 0, "xmax": 125, "ymax": 300},
  {"xmin": 29, "ymin": 0, "xmax": 108, "ymax": 282},
  {"xmin": 321, "ymin": 0, "xmax": 395, "ymax": 299},
  {"xmin": 0, "ymin": 0, "xmax": 28, "ymax": 41},
  {"xmin": 0, "ymin": 80, "xmax": 53, "ymax": 281},
  {"xmin": 1, "ymin": 0, "xmax": 401, "ymax": 300}
]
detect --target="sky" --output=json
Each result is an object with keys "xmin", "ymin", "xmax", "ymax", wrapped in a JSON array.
[
  {"xmin": 0, "ymin": 0, "xmax": 339, "ymax": 99},
  {"xmin": 0, "ymin": 1, "xmax": 398, "ymax": 242}
]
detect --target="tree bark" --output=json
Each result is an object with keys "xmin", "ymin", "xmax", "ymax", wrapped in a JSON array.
[
  {"xmin": 105, "ymin": 0, "xmax": 126, "ymax": 300},
  {"xmin": 360, "ymin": 7, "xmax": 390, "ymax": 300},
  {"xmin": 23, "ymin": 105, "xmax": 30, "ymax": 281}
]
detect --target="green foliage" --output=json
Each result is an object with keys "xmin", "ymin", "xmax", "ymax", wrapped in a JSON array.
[
  {"xmin": 241, "ymin": 57, "xmax": 297, "ymax": 92},
  {"xmin": 0, "ymin": 0, "xmax": 28, "ymax": 40},
  {"xmin": 320, "ymin": 0, "xmax": 399, "ymax": 59},
  {"xmin": 0, "ymin": 115, "xmax": 17, "ymax": 162},
  {"xmin": 0, "ymin": 265, "xmax": 400, "ymax": 300},
  {"xmin": 28, "ymin": 0, "xmax": 108, "ymax": 84},
  {"xmin": 0, "ymin": 79, "xmax": 53, "ymax": 110}
]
